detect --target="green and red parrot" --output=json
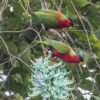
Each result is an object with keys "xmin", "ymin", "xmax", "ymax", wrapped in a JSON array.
[
  {"xmin": 37, "ymin": 38, "xmax": 84, "ymax": 65},
  {"xmin": 32, "ymin": 10, "xmax": 73, "ymax": 30}
]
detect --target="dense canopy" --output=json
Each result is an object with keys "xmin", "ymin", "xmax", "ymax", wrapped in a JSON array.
[{"xmin": 0, "ymin": 0, "xmax": 100, "ymax": 100}]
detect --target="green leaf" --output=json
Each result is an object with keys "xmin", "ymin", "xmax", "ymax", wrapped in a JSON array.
[
  {"xmin": 0, "ymin": 64, "xmax": 4, "ymax": 70},
  {"xmin": 6, "ymin": 42, "xmax": 18, "ymax": 55},
  {"xmin": 95, "ymin": 73, "xmax": 100, "ymax": 91},
  {"xmin": 79, "ymin": 79, "xmax": 93, "ymax": 91},
  {"xmin": 63, "ymin": 1, "xmax": 75, "ymax": 18},
  {"xmin": 89, "ymin": 34, "xmax": 100, "ymax": 48},
  {"xmin": 13, "ymin": 93, "xmax": 23, "ymax": 100},
  {"xmin": 95, "ymin": 31, "xmax": 100, "ymax": 40},
  {"xmin": 0, "ymin": 40, "xmax": 18, "ymax": 55},
  {"xmin": 1, "ymin": 41, "xmax": 18, "ymax": 55},
  {"xmin": 89, "ymin": 34, "xmax": 98, "ymax": 43},
  {"xmin": 30, "ymin": 96, "xmax": 42, "ymax": 100},
  {"xmin": 23, "ymin": 0, "xmax": 30, "ymax": 4},
  {"xmin": 18, "ymin": 41, "xmax": 31, "ymax": 63},
  {"xmin": 82, "ymin": 3, "xmax": 100, "ymax": 30},
  {"xmin": 64, "ymin": 63, "xmax": 75, "ymax": 70},
  {"xmin": 1, "ymin": 0, "xmax": 100, "ymax": 98},
  {"xmin": 92, "ymin": 95, "xmax": 100, "ymax": 100},
  {"xmin": 74, "ymin": 90, "xmax": 84, "ymax": 100},
  {"xmin": 73, "ymin": 0, "xmax": 90, "ymax": 7},
  {"xmin": 95, "ymin": 41, "xmax": 100, "ymax": 48},
  {"xmin": 12, "ymin": 73, "xmax": 23, "ymax": 84},
  {"xmin": 22, "ymin": 12, "xmax": 31, "ymax": 19}
]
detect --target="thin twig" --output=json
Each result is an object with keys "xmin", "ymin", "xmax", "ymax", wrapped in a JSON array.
[
  {"xmin": 39, "ymin": 0, "xmax": 48, "ymax": 9},
  {"xmin": 30, "ymin": 27, "xmax": 46, "ymax": 56},
  {"xmin": 0, "ymin": 31, "xmax": 39, "ymax": 89},
  {"xmin": 70, "ymin": 0, "xmax": 100, "ymax": 69},
  {"xmin": 0, "ymin": 35, "xmax": 13, "ymax": 66},
  {"xmin": 59, "ymin": 0, "xmax": 63, "ymax": 10},
  {"xmin": 0, "ymin": 27, "xmax": 30, "ymax": 34},
  {"xmin": 18, "ymin": 0, "xmax": 29, "ymax": 14},
  {"xmin": 0, "ymin": 0, "xmax": 8, "ymax": 15},
  {"xmin": 86, "ymin": 65, "xmax": 100, "ymax": 94}
]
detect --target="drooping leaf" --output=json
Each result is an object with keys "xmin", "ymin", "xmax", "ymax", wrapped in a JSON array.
[
  {"xmin": 79, "ymin": 79, "xmax": 93, "ymax": 91},
  {"xmin": 89, "ymin": 34, "xmax": 100, "ymax": 48},
  {"xmin": 95, "ymin": 31, "xmax": 100, "ymax": 40},
  {"xmin": 18, "ymin": 41, "xmax": 31, "ymax": 63},
  {"xmin": 63, "ymin": 0, "xmax": 75, "ymax": 17},
  {"xmin": 82, "ymin": 2, "xmax": 100, "ymax": 30},
  {"xmin": 95, "ymin": 41, "xmax": 100, "ymax": 48},
  {"xmin": 89, "ymin": 34, "xmax": 98, "ymax": 43},
  {"xmin": 22, "ymin": 12, "xmax": 31, "ymax": 20},
  {"xmin": 95, "ymin": 73, "xmax": 100, "ymax": 91},
  {"xmin": 11, "ymin": 73, "xmax": 23, "ymax": 84},
  {"xmin": 0, "ymin": 64, "xmax": 4, "ymax": 70},
  {"xmin": 6, "ymin": 42, "xmax": 18, "ymax": 55},
  {"xmin": 0, "ymin": 40, "xmax": 18, "ymax": 55},
  {"xmin": 92, "ymin": 95, "xmax": 100, "ymax": 100},
  {"xmin": 13, "ymin": 93, "xmax": 23, "ymax": 100},
  {"xmin": 23, "ymin": 0, "xmax": 30, "ymax": 4},
  {"xmin": 73, "ymin": 0, "xmax": 90, "ymax": 7}
]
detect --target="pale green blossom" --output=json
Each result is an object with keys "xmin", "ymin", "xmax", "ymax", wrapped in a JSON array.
[{"xmin": 29, "ymin": 56, "xmax": 74, "ymax": 100}]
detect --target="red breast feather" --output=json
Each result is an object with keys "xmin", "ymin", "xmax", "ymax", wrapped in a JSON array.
[
  {"xmin": 53, "ymin": 49, "xmax": 80, "ymax": 63},
  {"xmin": 56, "ymin": 12, "xmax": 71, "ymax": 29}
]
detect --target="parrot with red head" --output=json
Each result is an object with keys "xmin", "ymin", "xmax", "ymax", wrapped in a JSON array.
[
  {"xmin": 38, "ymin": 38, "xmax": 84, "ymax": 65},
  {"xmin": 32, "ymin": 10, "xmax": 73, "ymax": 30}
]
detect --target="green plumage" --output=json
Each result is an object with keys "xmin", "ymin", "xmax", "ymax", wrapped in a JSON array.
[
  {"xmin": 36, "ymin": 38, "xmax": 76, "ymax": 56},
  {"xmin": 32, "ymin": 10, "xmax": 58, "ymax": 29},
  {"xmin": 44, "ymin": 37, "xmax": 71, "ymax": 54}
]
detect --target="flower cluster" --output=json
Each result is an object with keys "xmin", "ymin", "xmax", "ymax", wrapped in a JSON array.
[{"xmin": 29, "ymin": 56, "xmax": 74, "ymax": 100}]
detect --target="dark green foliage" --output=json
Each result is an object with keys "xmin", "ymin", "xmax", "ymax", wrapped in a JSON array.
[{"xmin": 0, "ymin": 0, "xmax": 100, "ymax": 99}]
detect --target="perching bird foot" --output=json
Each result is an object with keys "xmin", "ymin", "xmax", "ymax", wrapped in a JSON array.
[{"xmin": 43, "ymin": 48, "xmax": 58, "ymax": 62}]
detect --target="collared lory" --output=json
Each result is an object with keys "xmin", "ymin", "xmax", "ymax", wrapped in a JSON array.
[
  {"xmin": 32, "ymin": 10, "xmax": 73, "ymax": 30},
  {"xmin": 42, "ymin": 38, "xmax": 84, "ymax": 64}
]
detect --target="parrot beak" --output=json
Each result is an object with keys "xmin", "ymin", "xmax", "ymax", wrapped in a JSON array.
[
  {"xmin": 79, "ymin": 61, "xmax": 84, "ymax": 66},
  {"xmin": 68, "ymin": 26, "xmax": 72, "ymax": 30},
  {"xmin": 79, "ymin": 62, "xmax": 87, "ymax": 68},
  {"xmin": 67, "ymin": 26, "xmax": 72, "ymax": 31}
]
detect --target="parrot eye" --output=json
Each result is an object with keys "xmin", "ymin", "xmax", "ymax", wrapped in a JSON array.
[
  {"xmin": 68, "ymin": 18, "xmax": 74, "ymax": 27},
  {"xmin": 78, "ymin": 55, "xmax": 84, "ymax": 62},
  {"xmin": 49, "ymin": 46, "xmax": 55, "ymax": 52}
]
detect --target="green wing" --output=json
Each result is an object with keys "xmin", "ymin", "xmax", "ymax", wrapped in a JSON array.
[
  {"xmin": 36, "ymin": 39, "xmax": 77, "ymax": 56},
  {"xmin": 33, "ymin": 10, "xmax": 58, "ymax": 28},
  {"xmin": 44, "ymin": 38, "xmax": 70, "ymax": 54},
  {"xmin": 35, "ymin": 40, "xmax": 49, "ymax": 45}
]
